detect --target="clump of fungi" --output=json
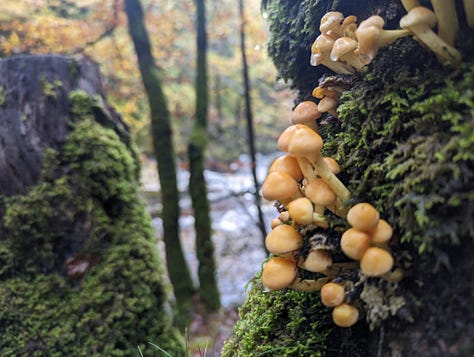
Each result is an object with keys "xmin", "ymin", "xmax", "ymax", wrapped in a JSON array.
[
  {"xmin": 259, "ymin": 0, "xmax": 472, "ymax": 329},
  {"xmin": 311, "ymin": 0, "xmax": 471, "ymax": 74},
  {"xmin": 260, "ymin": 107, "xmax": 402, "ymax": 327}
]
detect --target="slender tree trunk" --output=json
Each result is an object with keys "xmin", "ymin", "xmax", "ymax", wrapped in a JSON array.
[
  {"xmin": 124, "ymin": 0, "xmax": 195, "ymax": 329},
  {"xmin": 189, "ymin": 0, "xmax": 220, "ymax": 312},
  {"xmin": 239, "ymin": 0, "xmax": 268, "ymax": 246}
]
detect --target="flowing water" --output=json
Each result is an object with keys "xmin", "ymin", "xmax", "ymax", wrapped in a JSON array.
[{"xmin": 140, "ymin": 153, "xmax": 279, "ymax": 307}]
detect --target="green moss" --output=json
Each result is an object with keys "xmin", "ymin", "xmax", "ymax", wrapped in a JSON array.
[
  {"xmin": 0, "ymin": 94, "xmax": 185, "ymax": 355},
  {"xmin": 325, "ymin": 40, "xmax": 474, "ymax": 255},
  {"xmin": 221, "ymin": 276, "xmax": 367, "ymax": 356},
  {"xmin": 226, "ymin": 25, "xmax": 474, "ymax": 355},
  {"xmin": 0, "ymin": 86, "xmax": 6, "ymax": 106},
  {"xmin": 40, "ymin": 74, "xmax": 62, "ymax": 99}
]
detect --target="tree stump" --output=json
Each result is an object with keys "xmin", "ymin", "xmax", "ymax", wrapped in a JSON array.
[{"xmin": 0, "ymin": 55, "xmax": 184, "ymax": 355}]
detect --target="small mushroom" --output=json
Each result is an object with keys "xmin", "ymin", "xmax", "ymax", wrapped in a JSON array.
[
  {"xmin": 261, "ymin": 256, "xmax": 298, "ymax": 291},
  {"xmin": 319, "ymin": 11, "xmax": 345, "ymax": 39},
  {"xmin": 318, "ymin": 96, "xmax": 339, "ymax": 118},
  {"xmin": 332, "ymin": 303, "xmax": 359, "ymax": 327},
  {"xmin": 287, "ymin": 125, "xmax": 351, "ymax": 207},
  {"xmin": 322, "ymin": 157, "xmax": 341, "ymax": 174},
  {"xmin": 265, "ymin": 224, "xmax": 303, "ymax": 255},
  {"xmin": 305, "ymin": 178, "xmax": 337, "ymax": 208},
  {"xmin": 347, "ymin": 202, "xmax": 380, "ymax": 231},
  {"xmin": 355, "ymin": 15, "xmax": 410, "ymax": 65},
  {"xmin": 342, "ymin": 15, "xmax": 358, "ymax": 39},
  {"xmin": 369, "ymin": 218, "xmax": 393, "ymax": 244},
  {"xmin": 331, "ymin": 36, "xmax": 366, "ymax": 71},
  {"xmin": 268, "ymin": 155, "xmax": 304, "ymax": 181},
  {"xmin": 287, "ymin": 197, "xmax": 315, "ymax": 225},
  {"xmin": 261, "ymin": 171, "xmax": 302, "ymax": 206},
  {"xmin": 299, "ymin": 249, "xmax": 333, "ymax": 273},
  {"xmin": 430, "ymin": 0, "xmax": 459, "ymax": 46},
  {"xmin": 360, "ymin": 247, "xmax": 394, "ymax": 277},
  {"xmin": 320, "ymin": 282, "xmax": 345, "ymax": 307},
  {"xmin": 310, "ymin": 34, "xmax": 355, "ymax": 74},
  {"xmin": 399, "ymin": 6, "xmax": 461, "ymax": 66},
  {"xmin": 292, "ymin": 101, "xmax": 321, "ymax": 131},
  {"xmin": 340, "ymin": 228, "xmax": 371, "ymax": 260}
]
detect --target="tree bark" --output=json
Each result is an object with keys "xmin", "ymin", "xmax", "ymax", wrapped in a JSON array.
[
  {"xmin": 222, "ymin": 1, "xmax": 474, "ymax": 355},
  {"xmin": 189, "ymin": 0, "xmax": 221, "ymax": 312},
  {"xmin": 124, "ymin": 0, "xmax": 195, "ymax": 328},
  {"xmin": 0, "ymin": 55, "xmax": 107, "ymax": 196}
]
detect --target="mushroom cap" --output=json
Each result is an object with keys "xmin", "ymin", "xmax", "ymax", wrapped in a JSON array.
[
  {"xmin": 312, "ymin": 86, "xmax": 339, "ymax": 99},
  {"xmin": 332, "ymin": 303, "xmax": 359, "ymax": 327},
  {"xmin": 311, "ymin": 34, "xmax": 335, "ymax": 55},
  {"xmin": 360, "ymin": 247, "xmax": 394, "ymax": 276},
  {"xmin": 330, "ymin": 37, "xmax": 358, "ymax": 62},
  {"xmin": 369, "ymin": 219, "xmax": 393, "ymax": 244},
  {"xmin": 318, "ymin": 96, "xmax": 338, "ymax": 114},
  {"xmin": 292, "ymin": 101, "xmax": 322, "ymax": 125},
  {"xmin": 262, "ymin": 171, "xmax": 300, "ymax": 201},
  {"xmin": 347, "ymin": 202, "xmax": 380, "ymax": 231},
  {"xmin": 265, "ymin": 224, "xmax": 303, "ymax": 254},
  {"xmin": 340, "ymin": 228, "xmax": 371, "ymax": 260},
  {"xmin": 320, "ymin": 11, "xmax": 344, "ymax": 36},
  {"xmin": 305, "ymin": 178, "xmax": 337, "ymax": 206},
  {"xmin": 261, "ymin": 256, "xmax": 297, "ymax": 291},
  {"xmin": 287, "ymin": 197, "xmax": 315, "ymax": 225},
  {"xmin": 322, "ymin": 157, "xmax": 341, "ymax": 174},
  {"xmin": 321, "ymin": 282, "xmax": 345, "ymax": 307},
  {"xmin": 287, "ymin": 125, "xmax": 324, "ymax": 158},
  {"xmin": 269, "ymin": 155, "xmax": 303, "ymax": 181},
  {"xmin": 299, "ymin": 249, "xmax": 332, "ymax": 273},
  {"xmin": 278, "ymin": 124, "xmax": 304, "ymax": 152},
  {"xmin": 400, "ymin": 6, "xmax": 437, "ymax": 30}
]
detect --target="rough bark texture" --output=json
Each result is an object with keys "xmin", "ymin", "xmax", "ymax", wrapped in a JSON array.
[
  {"xmin": 189, "ymin": 0, "xmax": 221, "ymax": 312},
  {"xmin": 124, "ymin": 0, "xmax": 196, "ymax": 328},
  {"xmin": 222, "ymin": 1, "xmax": 474, "ymax": 356},
  {"xmin": 0, "ymin": 55, "xmax": 104, "ymax": 196},
  {"xmin": 0, "ymin": 55, "xmax": 184, "ymax": 355}
]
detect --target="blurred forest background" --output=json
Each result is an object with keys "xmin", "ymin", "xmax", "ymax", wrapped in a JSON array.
[
  {"xmin": 0, "ymin": 0, "xmax": 293, "ymax": 354},
  {"xmin": 1, "ymin": 0, "xmax": 291, "ymax": 160}
]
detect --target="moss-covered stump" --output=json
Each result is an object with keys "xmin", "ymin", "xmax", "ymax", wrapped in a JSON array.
[
  {"xmin": 223, "ymin": 1, "xmax": 473, "ymax": 356},
  {"xmin": 0, "ymin": 55, "xmax": 184, "ymax": 356}
]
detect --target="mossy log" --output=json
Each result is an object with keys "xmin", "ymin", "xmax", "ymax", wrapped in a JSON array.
[
  {"xmin": 222, "ymin": 1, "xmax": 474, "ymax": 356},
  {"xmin": 0, "ymin": 55, "xmax": 184, "ymax": 356}
]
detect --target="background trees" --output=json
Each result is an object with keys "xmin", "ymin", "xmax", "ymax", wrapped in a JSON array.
[{"xmin": 124, "ymin": 0, "xmax": 195, "ymax": 328}]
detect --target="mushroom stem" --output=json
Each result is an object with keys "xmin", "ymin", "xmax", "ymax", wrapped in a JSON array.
[
  {"xmin": 463, "ymin": 0, "xmax": 474, "ymax": 28},
  {"xmin": 312, "ymin": 158, "xmax": 351, "ymax": 202},
  {"xmin": 380, "ymin": 268, "xmax": 404, "ymax": 283},
  {"xmin": 400, "ymin": 7, "xmax": 462, "ymax": 66},
  {"xmin": 297, "ymin": 157, "xmax": 318, "ymax": 182},
  {"xmin": 401, "ymin": 0, "xmax": 421, "ymax": 11},
  {"xmin": 430, "ymin": 0, "xmax": 459, "ymax": 46}
]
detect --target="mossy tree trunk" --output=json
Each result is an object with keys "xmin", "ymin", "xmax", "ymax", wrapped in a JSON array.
[
  {"xmin": 124, "ymin": 0, "xmax": 195, "ymax": 329},
  {"xmin": 223, "ymin": 1, "xmax": 474, "ymax": 356},
  {"xmin": 188, "ymin": 0, "xmax": 221, "ymax": 312},
  {"xmin": 0, "ymin": 55, "xmax": 185, "ymax": 356}
]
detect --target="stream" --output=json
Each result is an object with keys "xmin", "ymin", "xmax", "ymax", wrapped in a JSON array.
[{"xmin": 140, "ymin": 153, "xmax": 279, "ymax": 307}]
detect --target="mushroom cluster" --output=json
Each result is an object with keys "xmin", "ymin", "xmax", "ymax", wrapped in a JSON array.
[
  {"xmin": 311, "ymin": 0, "xmax": 469, "ymax": 72},
  {"xmin": 259, "ymin": 100, "xmax": 403, "ymax": 328}
]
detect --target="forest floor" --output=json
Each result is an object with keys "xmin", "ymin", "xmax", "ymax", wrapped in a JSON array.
[{"xmin": 140, "ymin": 155, "xmax": 276, "ymax": 356}]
